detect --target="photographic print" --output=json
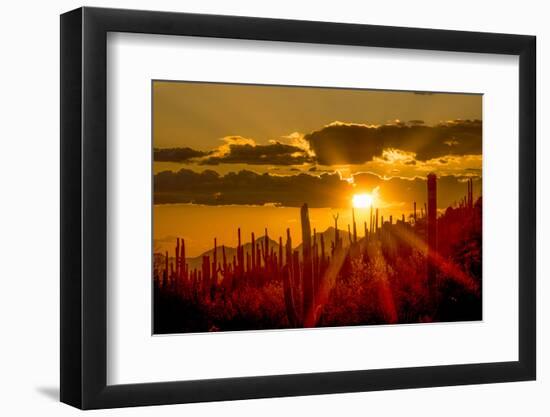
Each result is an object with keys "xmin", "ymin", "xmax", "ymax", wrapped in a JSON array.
[{"xmin": 152, "ymin": 81, "xmax": 482, "ymax": 334}]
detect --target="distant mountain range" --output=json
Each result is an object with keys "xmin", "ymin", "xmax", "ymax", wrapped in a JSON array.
[
  {"xmin": 183, "ymin": 226, "xmax": 354, "ymax": 271},
  {"xmin": 185, "ymin": 237, "xmax": 280, "ymax": 271}
]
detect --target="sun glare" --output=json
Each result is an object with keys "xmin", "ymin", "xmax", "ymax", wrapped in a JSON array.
[{"xmin": 352, "ymin": 193, "xmax": 373, "ymax": 208}]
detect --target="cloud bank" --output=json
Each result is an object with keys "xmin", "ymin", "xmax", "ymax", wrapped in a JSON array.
[
  {"xmin": 305, "ymin": 119, "xmax": 482, "ymax": 164},
  {"xmin": 199, "ymin": 141, "xmax": 313, "ymax": 165},
  {"xmin": 153, "ymin": 120, "xmax": 482, "ymax": 168},
  {"xmin": 154, "ymin": 168, "xmax": 479, "ymax": 208}
]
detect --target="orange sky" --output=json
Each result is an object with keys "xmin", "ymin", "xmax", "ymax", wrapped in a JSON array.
[{"xmin": 152, "ymin": 81, "xmax": 482, "ymax": 256}]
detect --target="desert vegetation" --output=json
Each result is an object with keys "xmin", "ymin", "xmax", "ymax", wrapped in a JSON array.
[{"xmin": 153, "ymin": 176, "xmax": 481, "ymax": 334}]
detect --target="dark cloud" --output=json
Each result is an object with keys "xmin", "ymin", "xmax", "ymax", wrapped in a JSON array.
[
  {"xmin": 305, "ymin": 119, "xmax": 481, "ymax": 164},
  {"xmin": 154, "ymin": 147, "xmax": 209, "ymax": 162},
  {"xmin": 154, "ymin": 141, "xmax": 312, "ymax": 166},
  {"xmin": 155, "ymin": 169, "xmax": 350, "ymax": 208},
  {"xmin": 154, "ymin": 120, "xmax": 480, "ymax": 167},
  {"xmin": 155, "ymin": 168, "xmax": 480, "ymax": 209},
  {"xmin": 199, "ymin": 142, "xmax": 312, "ymax": 166}
]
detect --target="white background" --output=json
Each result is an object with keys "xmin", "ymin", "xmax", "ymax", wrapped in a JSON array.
[
  {"xmin": 108, "ymin": 33, "xmax": 518, "ymax": 384},
  {"xmin": 0, "ymin": 0, "xmax": 546, "ymax": 416}
]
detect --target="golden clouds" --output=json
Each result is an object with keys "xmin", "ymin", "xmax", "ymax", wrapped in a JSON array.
[{"xmin": 153, "ymin": 119, "xmax": 482, "ymax": 180}]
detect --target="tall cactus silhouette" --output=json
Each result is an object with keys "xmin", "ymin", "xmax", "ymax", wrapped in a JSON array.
[
  {"xmin": 282, "ymin": 228, "xmax": 297, "ymax": 326},
  {"xmin": 301, "ymin": 203, "xmax": 314, "ymax": 326}
]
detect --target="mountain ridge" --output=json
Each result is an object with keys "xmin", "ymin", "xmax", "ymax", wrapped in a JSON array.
[{"xmin": 167, "ymin": 226, "xmax": 356, "ymax": 271}]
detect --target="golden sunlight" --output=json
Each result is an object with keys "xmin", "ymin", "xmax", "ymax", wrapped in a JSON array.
[{"xmin": 352, "ymin": 193, "xmax": 373, "ymax": 208}]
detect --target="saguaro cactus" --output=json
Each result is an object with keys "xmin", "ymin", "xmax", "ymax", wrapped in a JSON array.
[
  {"xmin": 263, "ymin": 228, "xmax": 269, "ymax": 268},
  {"xmin": 320, "ymin": 233, "xmax": 326, "ymax": 273},
  {"xmin": 352, "ymin": 208, "xmax": 357, "ymax": 243},
  {"xmin": 175, "ymin": 238, "xmax": 180, "ymax": 279},
  {"xmin": 369, "ymin": 206, "xmax": 373, "ymax": 238},
  {"xmin": 301, "ymin": 204, "xmax": 314, "ymax": 326},
  {"xmin": 237, "ymin": 228, "xmax": 243, "ymax": 276},
  {"xmin": 278, "ymin": 236, "xmax": 283, "ymax": 272},
  {"xmin": 251, "ymin": 232, "xmax": 256, "ymax": 272},
  {"xmin": 312, "ymin": 229, "xmax": 319, "ymax": 302},
  {"xmin": 333, "ymin": 213, "xmax": 340, "ymax": 248},
  {"xmin": 163, "ymin": 250, "xmax": 168, "ymax": 289},
  {"xmin": 211, "ymin": 238, "xmax": 218, "ymax": 299},
  {"xmin": 180, "ymin": 238, "xmax": 186, "ymax": 280},
  {"xmin": 292, "ymin": 250, "xmax": 301, "ymax": 319},
  {"xmin": 282, "ymin": 228, "xmax": 297, "ymax": 327},
  {"xmin": 256, "ymin": 244, "xmax": 261, "ymax": 272},
  {"xmin": 202, "ymin": 255, "xmax": 211, "ymax": 299},
  {"xmin": 427, "ymin": 173, "xmax": 438, "ymax": 303},
  {"xmin": 467, "ymin": 178, "xmax": 474, "ymax": 209}
]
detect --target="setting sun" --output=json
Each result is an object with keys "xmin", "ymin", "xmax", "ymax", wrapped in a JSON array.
[{"xmin": 352, "ymin": 193, "xmax": 373, "ymax": 208}]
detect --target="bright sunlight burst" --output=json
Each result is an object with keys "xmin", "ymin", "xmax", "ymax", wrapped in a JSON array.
[{"xmin": 352, "ymin": 193, "xmax": 373, "ymax": 208}]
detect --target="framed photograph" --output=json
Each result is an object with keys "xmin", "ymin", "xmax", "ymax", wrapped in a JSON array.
[{"xmin": 60, "ymin": 7, "xmax": 536, "ymax": 409}]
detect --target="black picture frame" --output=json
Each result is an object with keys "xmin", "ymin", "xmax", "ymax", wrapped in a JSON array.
[{"xmin": 60, "ymin": 6, "xmax": 536, "ymax": 410}]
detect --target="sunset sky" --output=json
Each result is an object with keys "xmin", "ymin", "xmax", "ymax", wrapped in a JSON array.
[{"xmin": 153, "ymin": 81, "xmax": 482, "ymax": 257}]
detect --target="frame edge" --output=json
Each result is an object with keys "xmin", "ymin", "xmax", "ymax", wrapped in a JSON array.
[
  {"xmin": 518, "ymin": 34, "xmax": 537, "ymax": 381},
  {"xmin": 60, "ymin": 7, "xmax": 84, "ymax": 409}
]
